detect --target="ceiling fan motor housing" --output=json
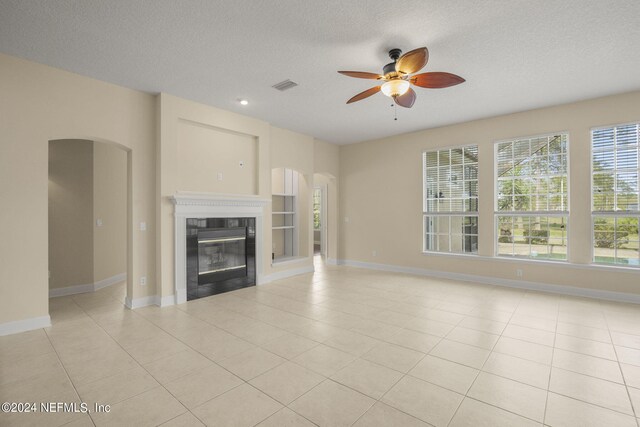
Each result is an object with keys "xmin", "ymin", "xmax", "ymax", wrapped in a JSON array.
[
  {"xmin": 383, "ymin": 49, "xmax": 403, "ymax": 75},
  {"xmin": 388, "ymin": 48, "xmax": 402, "ymax": 60},
  {"xmin": 383, "ymin": 62, "xmax": 396, "ymax": 76}
]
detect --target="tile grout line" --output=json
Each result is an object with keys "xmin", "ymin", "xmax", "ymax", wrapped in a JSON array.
[
  {"xmin": 43, "ymin": 297, "xmax": 98, "ymax": 427},
  {"xmin": 602, "ymin": 305, "xmax": 640, "ymax": 427},
  {"xmin": 541, "ymin": 300, "xmax": 640, "ymax": 420},
  {"xmin": 223, "ymin": 274, "xmax": 640, "ymax": 424},
  {"xmin": 237, "ymin": 278, "xmax": 568, "ymax": 424},
  {"xmin": 445, "ymin": 286, "xmax": 527, "ymax": 426},
  {"xmin": 130, "ymin": 300, "xmax": 342, "ymax": 425},
  {"xmin": 260, "ymin": 298, "xmax": 454, "ymax": 426},
  {"xmin": 541, "ymin": 294, "xmax": 561, "ymax": 425},
  {"xmin": 59, "ymin": 288, "xmax": 202, "ymax": 425},
  {"xmin": 351, "ymin": 335, "xmax": 448, "ymax": 425},
  {"xmin": 176, "ymin": 277, "xmax": 640, "ymax": 423}
]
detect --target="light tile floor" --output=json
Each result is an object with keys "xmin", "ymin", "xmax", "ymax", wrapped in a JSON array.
[{"xmin": 2, "ymin": 257, "xmax": 640, "ymax": 426}]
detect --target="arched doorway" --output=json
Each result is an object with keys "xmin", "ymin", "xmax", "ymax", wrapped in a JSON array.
[
  {"xmin": 313, "ymin": 172, "xmax": 337, "ymax": 263},
  {"xmin": 48, "ymin": 138, "xmax": 133, "ymax": 318}
]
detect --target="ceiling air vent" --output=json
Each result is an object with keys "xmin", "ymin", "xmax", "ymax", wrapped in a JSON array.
[{"xmin": 272, "ymin": 79, "xmax": 298, "ymax": 91}]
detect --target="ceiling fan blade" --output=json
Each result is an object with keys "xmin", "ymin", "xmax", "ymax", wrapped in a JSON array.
[
  {"xmin": 346, "ymin": 86, "xmax": 381, "ymax": 104},
  {"xmin": 338, "ymin": 71, "xmax": 384, "ymax": 80},
  {"xmin": 394, "ymin": 88, "xmax": 416, "ymax": 108},
  {"xmin": 395, "ymin": 47, "xmax": 429, "ymax": 74},
  {"xmin": 411, "ymin": 72, "xmax": 465, "ymax": 88}
]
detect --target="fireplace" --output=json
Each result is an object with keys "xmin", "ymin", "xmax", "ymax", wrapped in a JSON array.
[
  {"xmin": 186, "ymin": 217, "xmax": 256, "ymax": 300},
  {"xmin": 171, "ymin": 193, "xmax": 269, "ymax": 305}
]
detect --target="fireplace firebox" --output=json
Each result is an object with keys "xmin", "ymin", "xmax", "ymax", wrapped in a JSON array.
[{"xmin": 186, "ymin": 217, "xmax": 255, "ymax": 300}]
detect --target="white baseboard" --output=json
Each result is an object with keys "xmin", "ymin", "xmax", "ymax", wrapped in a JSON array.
[
  {"xmin": 326, "ymin": 258, "xmax": 338, "ymax": 265},
  {"xmin": 94, "ymin": 273, "xmax": 127, "ymax": 290},
  {"xmin": 0, "ymin": 315, "xmax": 51, "ymax": 336},
  {"xmin": 261, "ymin": 265, "xmax": 315, "ymax": 284},
  {"xmin": 125, "ymin": 295, "xmax": 156, "ymax": 309},
  {"xmin": 49, "ymin": 283, "xmax": 94, "ymax": 298},
  {"xmin": 338, "ymin": 259, "xmax": 640, "ymax": 305},
  {"xmin": 125, "ymin": 294, "xmax": 176, "ymax": 309},
  {"xmin": 176, "ymin": 289, "xmax": 187, "ymax": 305},
  {"xmin": 159, "ymin": 294, "xmax": 176, "ymax": 307},
  {"xmin": 50, "ymin": 273, "xmax": 126, "ymax": 298}
]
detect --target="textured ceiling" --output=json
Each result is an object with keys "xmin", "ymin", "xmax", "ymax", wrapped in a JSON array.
[{"xmin": 1, "ymin": 1, "xmax": 639, "ymax": 144}]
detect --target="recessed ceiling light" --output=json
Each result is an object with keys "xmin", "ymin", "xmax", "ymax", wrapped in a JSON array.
[{"xmin": 239, "ymin": 99, "xmax": 249, "ymax": 106}]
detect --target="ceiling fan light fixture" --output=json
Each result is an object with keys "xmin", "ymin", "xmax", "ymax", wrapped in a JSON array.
[{"xmin": 381, "ymin": 79, "xmax": 410, "ymax": 98}]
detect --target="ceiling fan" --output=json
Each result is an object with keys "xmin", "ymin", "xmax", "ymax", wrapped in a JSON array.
[{"xmin": 338, "ymin": 47, "xmax": 465, "ymax": 108}]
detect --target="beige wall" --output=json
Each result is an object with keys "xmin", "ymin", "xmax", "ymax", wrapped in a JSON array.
[
  {"xmin": 340, "ymin": 91, "xmax": 640, "ymax": 296},
  {"xmin": 48, "ymin": 140, "xmax": 94, "ymax": 289},
  {"xmin": 314, "ymin": 139, "xmax": 340, "ymax": 178},
  {"xmin": 94, "ymin": 142, "xmax": 127, "ymax": 283},
  {"xmin": 0, "ymin": 53, "xmax": 156, "ymax": 325},
  {"xmin": 271, "ymin": 127, "xmax": 314, "ymax": 174}
]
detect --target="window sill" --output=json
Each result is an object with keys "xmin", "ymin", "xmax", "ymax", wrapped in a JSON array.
[
  {"xmin": 421, "ymin": 251, "xmax": 640, "ymax": 272},
  {"xmin": 493, "ymin": 255, "xmax": 569, "ymax": 265},
  {"xmin": 421, "ymin": 251, "xmax": 479, "ymax": 258},
  {"xmin": 588, "ymin": 262, "xmax": 640, "ymax": 272}
]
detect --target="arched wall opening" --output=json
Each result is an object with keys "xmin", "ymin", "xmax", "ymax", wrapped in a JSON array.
[
  {"xmin": 48, "ymin": 138, "xmax": 133, "ymax": 313},
  {"xmin": 313, "ymin": 172, "xmax": 338, "ymax": 263}
]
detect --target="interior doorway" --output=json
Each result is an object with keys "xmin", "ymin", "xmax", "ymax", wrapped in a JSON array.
[
  {"xmin": 313, "ymin": 184, "xmax": 327, "ymax": 257},
  {"xmin": 48, "ymin": 139, "xmax": 131, "ymax": 317}
]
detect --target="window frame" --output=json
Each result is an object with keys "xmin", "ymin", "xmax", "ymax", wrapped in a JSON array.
[
  {"xmin": 494, "ymin": 213, "xmax": 570, "ymax": 261},
  {"xmin": 590, "ymin": 214, "xmax": 640, "ymax": 267},
  {"xmin": 590, "ymin": 122, "xmax": 640, "ymax": 267},
  {"xmin": 422, "ymin": 143, "xmax": 479, "ymax": 255},
  {"xmin": 493, "ymin": 132, "xmax": 571, "ymax": 261}
]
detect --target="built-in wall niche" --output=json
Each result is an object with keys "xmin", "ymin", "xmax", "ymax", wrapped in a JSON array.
[
  {"xmin": 272, "ymin": 168, "xmax": 299, "ymax": 262},
  {"xmin": 176, "ymin": 120, "xmax": 258, "ymax": 195}
]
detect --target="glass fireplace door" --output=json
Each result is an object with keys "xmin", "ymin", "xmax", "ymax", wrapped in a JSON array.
[
  {"xmin": 196, "ymin": 227, "xmax": 248, "ymax": 286},
  {"xmin": 198, "ymin": 236, "xmax": 246, "ymax": 275}
]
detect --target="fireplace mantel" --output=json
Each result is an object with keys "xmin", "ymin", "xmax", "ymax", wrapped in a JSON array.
[
  {"xmin": 171, "ymin": 192, "xmax": 271, "ymax": 208},
  {"xmin": 171, "ymin": 192, "xmax": 269, "ymax": 304}
]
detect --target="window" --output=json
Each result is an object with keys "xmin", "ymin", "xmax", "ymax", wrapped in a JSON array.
[
  {"xmin": 313, "ymin": 188, "xmax": 321, "ymax": 230},
  {"xmin": 495, "ymin": 134, "xmax": 568, "ymax": 260},
  {"xmin": 592, "ymin": 123, "xmax": 640, "ymax": 266},
  {"xmin": 423, "ymin": 145, "xmax": 478, "ymax": 253}
]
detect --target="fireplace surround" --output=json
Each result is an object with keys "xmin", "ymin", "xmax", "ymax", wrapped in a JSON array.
[{"xmin": 171, "ymin": 193, "xmax": 269, "ymax": 304}]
